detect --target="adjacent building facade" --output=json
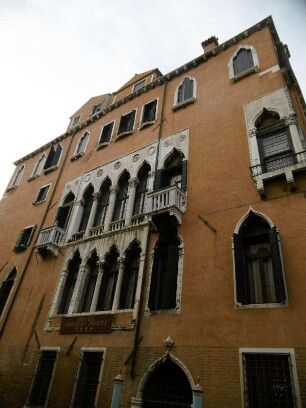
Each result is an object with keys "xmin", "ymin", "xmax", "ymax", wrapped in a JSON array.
[{"xmin": 0, "ymin": 16, "xmax": 305, "ymax": 407}]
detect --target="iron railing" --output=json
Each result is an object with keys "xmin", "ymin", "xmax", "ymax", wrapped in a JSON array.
[{"xmin": 250, "ymin": 150, "xmax": 306, "ymax": 177}]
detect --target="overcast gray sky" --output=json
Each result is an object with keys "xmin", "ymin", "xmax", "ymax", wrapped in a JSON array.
[{"xmin": 0, "ymin": 0, "xmax": 305, "ymax": 197}]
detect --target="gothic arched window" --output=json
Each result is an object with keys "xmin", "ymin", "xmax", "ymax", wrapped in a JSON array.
[
  {"xmin": 78, "ymin": 185, "xmax": 94, "ymax": 232},
  {"xmin": 112, "ymin": 172, "xmax": 130, "ymax": 221},
  {"xmin": 94, "ymin": 178, "xmax": 111, "ymax": 226},
  {"xmin": 133, "ymin": 164, "xmax": 150, "ymax": 215},
  {"xmin": 58, "ymin": 251, "xmax": 81, "ymax": 315}
]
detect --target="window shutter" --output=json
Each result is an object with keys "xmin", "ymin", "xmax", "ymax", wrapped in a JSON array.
[
  {"xmin": 269, "ymin": 227, "xmax": 286, "ymax": 302},
  {"xmin": 51, "ymin": 145, "xmax": 62, "ymax": 167},
  {"xmin": 160, "ymin": 242, "xmax": 178, "ymax": 309},
  {"xmin": 184, "ymin": 78, "xmax": 194, "ymax": 100},
  {"xmin": 44, "ymin": 146, "xmax": 55, "ymax": 170},
  {"xmin": 55, "ymin": 206, "xmax": 68, "ymax": 229},
  {"xmin": 181, "ymin": 160, "xmax": 188, "ymax": 191},
  {"xmin": 233, "ymin": 233, "xmax": 247, "ymax": 305},
  {"xmin": 154, "ymin": 169, "xmax": 164, "ymax": 190},
  {"xmin": 0, "ymin": 280, "xmax": 13, "ymax": 316}
]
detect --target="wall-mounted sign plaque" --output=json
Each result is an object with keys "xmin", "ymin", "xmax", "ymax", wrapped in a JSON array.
[{"xmin": 60, "ymin": 314, "xmax": 114, "ymax": 334}]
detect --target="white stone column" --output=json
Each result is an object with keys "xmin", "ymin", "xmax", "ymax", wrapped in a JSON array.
[
  {"xmin": 125, "ymin": 178, "xmax": 138, "ymax": 226},
  {"xmin": 286, "ymin": 114, "xmax": 304, "ymax": 155},
  {"xmin": 49, "ymin": 268, "xmax": 68, "ymax": 316},
  {"xmin": 90, "ymin": 261, "xmax": 105, "ymax": 312},
  {"xmin": 104, "ymin": 185, "xmax": 119, "ymax": 231},
  {"xmin": 147, "ymin": 170, "xmax": 155, "ymax": 192},
  {"xmin": 85, "ymin": 192, "xmax": 100, "ymax": 237},
  {"xmin": 68, "ymin": 264, "xmax": 87, "ymax": 313},
  {"xmin": 132, "ymin": 251, "xmax": 146, "ymax": 320},
  {"xmin": 66, "ymin": 199, "xmax": 85, "ymax": 239},
  {"xmin": 112, "ymin": 257, "xmax": 125, "ymax": 312}
]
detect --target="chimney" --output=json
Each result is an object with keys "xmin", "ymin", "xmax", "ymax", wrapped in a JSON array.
[{"xmin": 201, "ymin": 36, "xmax": 219, "ymax": 53}]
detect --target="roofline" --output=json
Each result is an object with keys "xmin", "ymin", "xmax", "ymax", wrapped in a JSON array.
[{"xmin": 14, "ymin": 16, "xmax": 305, "ymax": 165}]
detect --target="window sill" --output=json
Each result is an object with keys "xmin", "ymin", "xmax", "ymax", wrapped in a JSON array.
[
  {"xmin": 139, "ymin": 120, "xmax": 155, "ymax": 130},
  {"xmin": 70, "ymin": 152, "xmax": 84, "ymax": 161},
  {"xmin": 28, "ymin": 174, "xmax": 40, "ymax": 182},
  {"xmin": 96, "ymin": 142, "xmax": 110, "ymax": 150},
  {"xmin": 230, "ymin": 66, "xmax": 258, "ymax": 82},
  {"xmin": 115, "ymin": 130, "xmax": 133, "ymax": 141},
  {"xmin": 172, "ymin": 97, "xmax": 196, "ymax": 111},
  {"xmin": 33, "ymin": 199, "xmax": 46, "ymax": 206},
  {"xmin": 14, "ymin": 245, "xmax": 27, "ymax": 252},
  {"xmin": 235, "ymin": 302, "xmax": 289, "ymax": 309},
  {"xmin": 6, "ymin": 185, "xmax": 18, "ymax": 192},
  {"xmin": 44, "ymin": 165, "xmax": 58, "ymax": 174}
]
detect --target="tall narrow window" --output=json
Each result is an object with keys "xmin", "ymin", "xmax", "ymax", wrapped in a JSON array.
[
  {"xmin": 94, "ymin": 179, "xmax": 111, "ymax": 226},
  {"xmin": 78, "ymin": 185, "xmax": 94, "ymax": 232},
  {"xmin": 14, "ymin": 225, "xmax": 36, "ymax": 251},
  {"xmin": 233, "ymin": 211, "xmax": 287, "ymax": 306},
  {"xmin": 31, "ymin": 154, "xmax": 46, "ymax": 178},
  {"xmin": 79, "ymin": 251, "xmax": 99, "ymax": 313},
  {"xmin": 34, "ymin": 184, "xmax": 50, "ymax": 204},
  {"xmin": 174, "ymin": 77, "xmax": 195, "ymax": 108},
  {"xmin": 256, "ymin": 109, "xmax": 294, "ymax": 173},
  {"xmin": 27, "ymin": 349, "xmax": 58, "ymax": 407},
  {"xmin": 233, "ymin": 48, "xmax": 254, "ymax": 76},
  {"xmin": 57, "ymin": 251, "xmax": 81, "ymax": 315},
  {"xmin": 75, "ymin": 131, "xmax": 89, "ymax": 156},
  {"xmin": 44, "ymin": 144, "xmax": 62, "ymax": 171},
  {"xmin": 98, "ymin": 122, "xmax": 114, "ymax": 146},
  {"xmin": 112, "ymin": 172, "xmax": 130, "ymax": 221},
  {"xmin": 71, "ymin": 350, "xmax": 104, "ymax": 408},
  {"xmin": 133, "ymin": 163, "xmax": 150, "ymax": 215},
  {"xmin": 97, "ymin": 247, "xmax": 119, "ymax": 311},
  {"xmin": 148, "ymin": 223, "xmax": 180, "ymax": 311},
  {"xmin": 119, "ymin": 242, "xmax": 141, "ymax": 310},
  {"xmin": 9, "ymin": 165, "xmax": 25, "ymax": 189},
  {"xmin": 55, "ymin": 192, "xmax": 75, "ymax": 229},
  {"xmin": 0, "ymin": 268, "xmax": 17, "ymax": 316},
  {"xmin": 155, "ymin": 149, "xmax": 188, "ymax": 192},
  {"xmin": 141, "ymin": 100, "xmax": 157, "ymax": 128}
]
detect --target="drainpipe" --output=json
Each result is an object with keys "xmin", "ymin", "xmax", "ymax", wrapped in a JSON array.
[
  {"xmin": 129, "ymin": 77, "xmax": 168, "ymax": 378},
  {"xmin": 111, "ymin": 371, "xmax": 124, "ymax": 408},
  {"xmin": 0, "ymin": 130, "xmax": 77, "ymax": 338},
  {"xmin": 192, "ymin": 380, "xmax": 203, "ymax": 408}
]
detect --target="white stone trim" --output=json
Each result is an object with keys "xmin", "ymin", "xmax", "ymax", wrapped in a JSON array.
[
  {"xmin": 173, "ymin": 76, "xmax": 197, "ymax": 109},
  {"xmin": 228, "ymin": 44, "xmax": 259, "ymax": 82}
]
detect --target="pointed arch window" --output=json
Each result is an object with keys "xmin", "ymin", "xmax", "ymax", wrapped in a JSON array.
[
  {"xmin": 233, "ymin": 212, "xmax": 287, "ymax": 306},
  {"xmin": 155, "ymin": 149, "xmax": 188, "ymax": 192},
  {"xmin": 173, "ymin": 77, "xmax": 196, "ymax": 110},
  {"xmin": 94, "ymin": 179, "xmax": 111, "ymax": 226},
  {"xmin": 55, "ymin": 192, "xmax": 75, "ymax": 229},
  {"xmin": 133, "ymin": 164, "xmax": 150, "ymax": 215},
  {"xmin": 228, "ymin": 45, "xmax": 259, "ymax": 81},
  {"xmin": 31, "ymin": 154, "xmax": 46, "ymax": 179},
  {"xmin": 44, "ymin": 144, "xmax": 62, "ymax": 172},
  {"xmin": 79, "ymin": 251, "xmax": 99, "ymax": 313},
  {"xmin": 78, "ymin": 185, "xmax": 94, "ymax": 232},
  {"xmin": 97, "ymin": 247, "xmax": 119, "ymax": 311},
  {"xmin": 119, "ymin": 242, "xmax": 141, "ymax": 309},
  {"xmin": 72, "ymin": 131, "xmax": 89, "ymax": 160},
  {"xmin": 0, "ymin": 267, "xmax": 17, "ymax": 316},
  {"xmin": 9, "ymin": 165, "xmax": 25, "ymax": 189},
  {"xmin": 58, "ymin": 252, "xmax": 81, "ymax": 315},
  {"xmin": 113, "ymin": 172, "xmax": 130, "ymax": 221}
]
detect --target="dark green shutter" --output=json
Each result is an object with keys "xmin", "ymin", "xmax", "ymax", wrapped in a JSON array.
[
  {"xmin": 44, "ymin": 146, "xmax": 55, "ymax": 169},
  {"xmin": 269, "ymin": 227, "xmax": 286, "ymax": 303},
  {"xmin": 148, "ymin": 245, "xmax": 160, "ymax": 310},
  {"xmin": 161, "ymin": 242, "xmax": 178, "ymax": 309},
  {"xmin": 181, "ymin": 160, "xmax": 188, "ymax": 191},
  {"xmin": 51, "ymin": 144, "xmax": 62, "ymax": 167},
  {"xmin": 154, "ymin": 169, "xmax": 164, "ymax": 190},
  {"xmin": 233, "ymin": 233, "xmax": 247, "ymax": 305}
]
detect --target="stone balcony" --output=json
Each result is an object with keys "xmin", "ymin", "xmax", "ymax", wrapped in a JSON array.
[
  {"xmin": 146, "ymin": 184, "xmax": 187, "ymax": 224},
  {"xmin": 35, "ymin": 224, "xmax": 66, "ymax": 257}
]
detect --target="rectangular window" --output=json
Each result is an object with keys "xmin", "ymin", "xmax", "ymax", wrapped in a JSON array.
[
  {"xmin": 34, "ymin": 185, "xmax": 50, "ymax": 204},
  {"xmin": 14, "ymin": 225, "xmax": 36, "ymax": 252},
  {"xmin": 71, "ymin": 349, "xmax": 104, "ymax": 408},
  {"xmin": 27, "ymin": 348, "xmax": 59, "ymax": 407},
  {"xmin": 258, "ymin": 130, "xmax": 294, "ymax": 172},
  {"xmin": 140, "ymin": 99, "xmax": 157, "ymax": 128},
  {"xmin": 133, "ymin": 79, "xmax": 146, "ymax": 92},
  {"xmin": 117, "ymin": 110, "xmax": 136, "ymax": 137},
  {"xmin": 241, "ymin": 350, "xmax": 299, "ymax": 407},
  {"xmin": 98, "ymin": 121, "xmax": 114, "ymax": 146},
  {"xmin": 44, "ymin": 145, "xmax": 62, "ymax": 171}
]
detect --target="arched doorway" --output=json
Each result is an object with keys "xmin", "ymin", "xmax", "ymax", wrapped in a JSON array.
[{"xmin": 142, "ymin": 358, "xmax": 192, "ymax": 407}]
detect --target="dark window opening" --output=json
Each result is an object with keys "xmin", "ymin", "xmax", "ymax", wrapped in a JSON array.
[
  {"xmin": 243, "ymin": 353, "xmax": 295, "ymax": 407},
  {"xmin": 142, "ymin": 100, "xmax": 157, "ymax": 125},
  {"xmin": 133, "ymin": 164, "xmax": 150, "ymax": 215},
  {"xmin": 148, "ymin": 221, "xmax": 180, "ymax": 311},
  {"xmin": 44, "ymin": 144, "xmax": 62, "ymax": 170},
  {"xmin": 118, "ymin": 110, "xmax": 136, "ymax": 135},
  {"xmin": 155, "ymin": 150, "xmax": 187, "ymax": 192},
  {"xmin": 98, "ymin": 122, "xmax": 114, "ymax": 145},
  {"xmin": 233, "ymin": 48, "xmax": 254, "ymax": 76},
  {"xmin": 234, "ymin": 212, "xmax": 286, "ymax": 305},
  {"xmin": 79, "ymin": 251, "xmax": 99, "ymax": 313},
  {"xmin": 55, "ymin": 192, "xmax": 75, "ymax": 229},
  {"xmin": 143, "ymin": 358, "xmax": 192, "ymax": 408},
  {"xmin": 58, "ymin": 251, "xmax": 81, "ymax": 315},
  {"xmin": 0, "ymin": 268, "xmax": 17, "ymax": 316},
  {"xmin": 113, "ymin": 172, "xmax": 130, "ymax": 221},
  {"xmin": 28, "ymin": 350, "xmax": 57, "ymax": 406},
  {"xmin": 14, "ymin": 225, "xmax": 35, "ymax": 251},
  {"xmin": 177, "ymin": 77, "xmax": 194, "ymax": 105},
  {"xmin": 94, "ymin": 179, "xmax": 111, "ymax": 226},
  {"xmin": 72, "ymin": 351, "xmax": 103, "ymax": 408},
  {"xmin": 76, "ymin": 132, "xmax": 89, "ymax": 155},
  {"xmin": 78, "ymin": 185, "xmax": 94, "ymax": 232},
  {"xmin": 133, "ymin": 79, "xmax": 146, "ymax": 92},
  {"xmin": 35, "ymin": 185, "xmax": 50, "ymax": 203},
  {"xmin": 97, "ymin": 247, "xmax": 119, "ymax": 311},
  {"xmin": 119, "ymin": 242, "xmax": 141, "ymax": 309}
]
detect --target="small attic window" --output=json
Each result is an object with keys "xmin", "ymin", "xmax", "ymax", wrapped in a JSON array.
[
  {"xmin": 71, "ymin": 115, "xmax": 81, "ymax": 128},
  {"xmin": 133, "ymin": 79, "xmax": 146, "ymax": 92}
]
